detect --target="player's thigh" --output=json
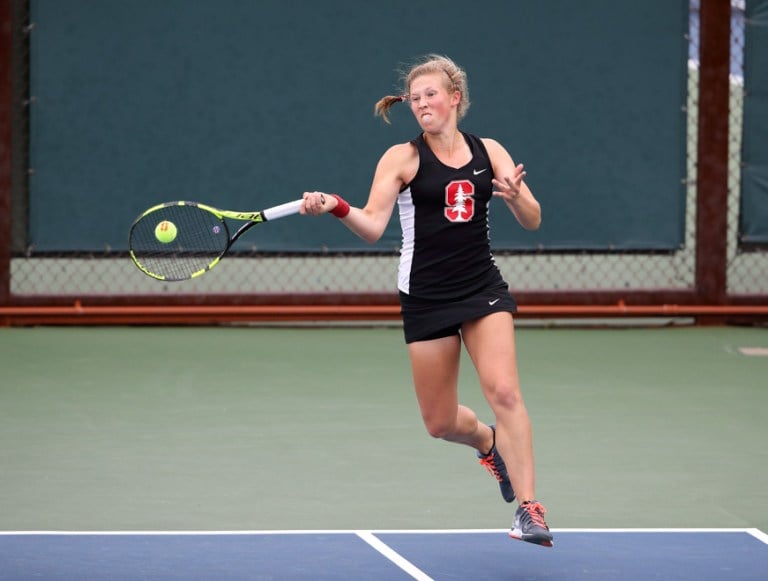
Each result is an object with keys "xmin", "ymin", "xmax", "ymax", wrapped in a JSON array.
[
  {"xmin": 407, "ymin": 334, "xmax": 462, "ymax": 416},
  {"xmin": 461, "ymin": 311, "xmax": 520, "ymax": 393}
]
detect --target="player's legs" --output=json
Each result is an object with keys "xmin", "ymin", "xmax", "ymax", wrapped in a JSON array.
[
  {"xmin": 460, "ymin": 311, "xmax": 536, "ymax": 503},
  {"xmin": 407, "ymin": 334, "xmax": 494, "ymax": 451}
]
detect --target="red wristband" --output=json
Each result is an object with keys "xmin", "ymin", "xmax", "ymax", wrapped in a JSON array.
[{"xmin": 330, "ymin": 194, "xmax": 350, "ymax": 218}]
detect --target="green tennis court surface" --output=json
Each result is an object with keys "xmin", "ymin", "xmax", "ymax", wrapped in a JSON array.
[{"xmin": 1, "ymin": 325, "xmax": 766, "ymax": 576}]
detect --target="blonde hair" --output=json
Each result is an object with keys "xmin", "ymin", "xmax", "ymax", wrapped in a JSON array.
[{"xmin": 374, "ymin": 54, "xmax": 470, "ymax": 124}]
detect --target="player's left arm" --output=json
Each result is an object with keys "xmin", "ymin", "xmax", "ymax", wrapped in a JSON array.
[{"xmin": 483, "ymin": 138, "xmax": 541, "ymax": 231}]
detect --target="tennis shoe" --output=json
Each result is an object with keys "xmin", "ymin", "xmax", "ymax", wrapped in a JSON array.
[
  {"xmin": 510, "ymin": 500, "xmax": 553, "ymax": 547},
  {"xmin": 477, "ymin": 425, "xmax": 515, "ymax": 503}
]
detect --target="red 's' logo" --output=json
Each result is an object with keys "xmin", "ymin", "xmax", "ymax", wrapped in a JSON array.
[{"xmin": 444, "ymin": 180, "xmax": 475, "ymax": 222}]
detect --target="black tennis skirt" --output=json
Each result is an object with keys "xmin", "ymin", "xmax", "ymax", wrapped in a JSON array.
[{"xmin": 399, "ymin": 282, "xmax": 518, "ymax": 344}]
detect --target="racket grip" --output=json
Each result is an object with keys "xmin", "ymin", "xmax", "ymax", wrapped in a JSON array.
[{"xmin": 262, "ymin": 199, "xmax": 304, "ymax": 221}]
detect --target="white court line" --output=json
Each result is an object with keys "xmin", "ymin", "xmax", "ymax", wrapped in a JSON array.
[
  {"xmin": 0, "ymin": 528, "xmax": 765, "ymax": 536},
  {"xmin": 0, "ymin": 530, "xmax": 360, "ymax": 536},
  {"xmin": 361, "ymin": 528, "xmax": 761, "ymax": 534},
  {"xmin": 747, "ymin": 528, "xmax": 768, "ymax": 545},
  {"xmin": 356, "ymin": 531, "xmax": 433, "ymax": 581}
]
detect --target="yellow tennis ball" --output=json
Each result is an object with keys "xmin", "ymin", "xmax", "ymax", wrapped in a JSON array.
[{"xmin": 155, "ymin": 220, "xmax": 177, "ymax": 243}]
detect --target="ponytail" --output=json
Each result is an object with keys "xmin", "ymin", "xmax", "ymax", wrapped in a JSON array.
[{"xmin": 374, "ymin": 94, "xmax": 407, "ymax": 125}]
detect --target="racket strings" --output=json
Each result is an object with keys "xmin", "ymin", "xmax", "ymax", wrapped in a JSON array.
[{"xmin": 129, "ymin": 204, "xmax": 230, "ymax": 280}]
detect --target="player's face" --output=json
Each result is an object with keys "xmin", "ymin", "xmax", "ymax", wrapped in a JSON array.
[{"xmin": 408, "ymin": 73, "xmax": 459, "ymax": 131}]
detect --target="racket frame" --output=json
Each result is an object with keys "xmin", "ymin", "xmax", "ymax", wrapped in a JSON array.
[{"xmin": 129, "ymin": 199, "xmax": 304, "ymax": 281}]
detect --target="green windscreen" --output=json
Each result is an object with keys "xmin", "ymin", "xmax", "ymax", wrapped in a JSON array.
[
  {"xmin": 28, "ymin": 0, "xmax": 688, "ymax": 252},
  {"xmin": 740, "ymin": 0, "xmax": 768, "ymax": 247}
]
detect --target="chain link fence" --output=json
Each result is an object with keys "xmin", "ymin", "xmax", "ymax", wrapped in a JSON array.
[{"xmin": 725, "ymin": 1, "xmax": 768, "ymax": 294}]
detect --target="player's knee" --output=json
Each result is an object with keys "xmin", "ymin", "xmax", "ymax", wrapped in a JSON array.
[
  {"xmin": 422, "ymin": 416, "xmax": 454, "ymax": 440},
  {"xmin": 486, "ymin": 382, "xmax": 523, "ymax": 411}
]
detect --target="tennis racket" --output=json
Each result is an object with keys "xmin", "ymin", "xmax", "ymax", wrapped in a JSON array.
[{"xmin": 129, "ymin": 199, "xmax": 304, "ymax": 281}]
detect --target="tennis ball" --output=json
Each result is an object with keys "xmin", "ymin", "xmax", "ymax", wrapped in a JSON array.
[{"xmin": 155, "ymin": 220, "xmax": 177, "ymax": 243}]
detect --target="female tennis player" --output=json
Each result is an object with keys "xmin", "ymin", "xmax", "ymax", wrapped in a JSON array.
[{"xmin": 301, "ymin": 54, "xmax": 552, "ymax": 547}]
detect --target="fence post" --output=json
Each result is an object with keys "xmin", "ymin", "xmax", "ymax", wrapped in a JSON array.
[
  {"xmin": 0, "ymin": 0, "xmax": 13, "ymax": 309},
  {"xmin": 695, "ymin": 0, "xmax": 731, "ymax": 306}
]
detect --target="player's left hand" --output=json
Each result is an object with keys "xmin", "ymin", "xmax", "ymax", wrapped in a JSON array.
[{"xmin": 492, "ymin": 163, "xmax": 527, "ymax": 203}]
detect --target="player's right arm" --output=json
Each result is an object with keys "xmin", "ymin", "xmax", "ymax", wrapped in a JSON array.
[{"xmin": 303, "ymin": 142, "xmax": 418, "ymax": 244}]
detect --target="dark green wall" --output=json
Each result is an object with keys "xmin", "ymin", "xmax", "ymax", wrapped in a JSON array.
[
  {"xmin": 740, "ymin": 0, "xmax": 768, "ymax": 247},
  {"xmin": 28, "ymin": 0, "xmax": 688, "ymax": 252}
]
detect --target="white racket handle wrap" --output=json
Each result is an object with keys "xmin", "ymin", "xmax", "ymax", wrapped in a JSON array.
[{"xmin": 262, "ymin": 199, "xmax": 304, "ymax": 221}]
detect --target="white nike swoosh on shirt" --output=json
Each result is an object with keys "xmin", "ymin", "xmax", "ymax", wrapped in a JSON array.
[
  {"xmin": 473, "ymin": 168, "xmax": 488, "ymax": 175},
  {"xmin": 488, "ymin": 298, "xmax": 500, "ymax": 305}
]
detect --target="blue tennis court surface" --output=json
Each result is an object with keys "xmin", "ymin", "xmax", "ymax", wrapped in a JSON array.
[{"xmin": 1, "ymin": 529, "xmax": 767, "ymax": 580}]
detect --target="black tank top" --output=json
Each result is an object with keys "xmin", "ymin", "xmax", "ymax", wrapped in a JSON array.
[{"xmin": 397, "ymin": 131, "xmax": 506, "ymax": 299}]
